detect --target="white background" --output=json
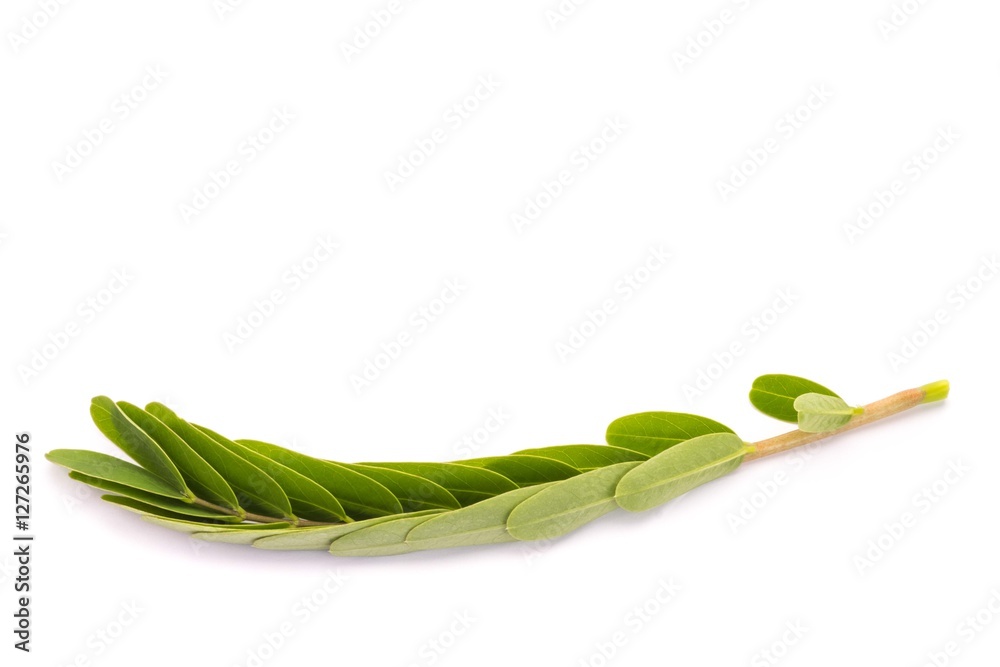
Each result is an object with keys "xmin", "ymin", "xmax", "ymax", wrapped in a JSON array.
[{"xmin": 3, "ymin": 1, "xmax": 999, "ymax": 665}]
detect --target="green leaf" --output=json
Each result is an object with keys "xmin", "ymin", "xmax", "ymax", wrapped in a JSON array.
[
  {"xmin": 68, "ymin": 472, "xmax": 242, "ymax": 522},
  {"xmin": 793, "ymin": 393, "xmax": 861, "ymax": 433},
  {"xmin": 360, "ymin": 462, "xmax": 518, "ymax": 506},
  {"xmin": 47, "ymin": 449, "xmax": 189, "ymax": 499},
  {"xmin": 196, "ymin": 426, "xmax": 349, "ymax": 523},
  {"xmin": 606, "ymin": 412, "xmax": 735, "ymax": 456},
  {"xmin": 406, "ymin": 484, "xmax": 554, "ymax": 551},
  {"xmin": 102, "ymin": 494, "xmax": 238, "ymax": 525},
  {"xmin": 90, "ymin": 396, "xmax": 189, "ymax": 496},
  {"xmin": 506, "ymin": 462, "xmax": 641, "ymax": 541},
  {"xmin": 338, "ymin": 463, "xmax": 460, "ymax": 512},
  {"xmin": 327, "ymin": 513, "xmax": 442, "ymax": 557},
  {"xmin": 235, "ymin": 439, "xmax": 402, "ymax": 519},
  {"xmin": 749, "ymin": 374, "xmax": 840, "ymax": 423},
  {"xmin": 458, "ymin": 455, "xmax": 580, "ymax": 486},
  {"xmin": 510, "ymin": 444, "xmax": 647, "ymax": 470},
  {"xmin": 117, "ymin": 402, "xmax": 241, "ymax": 512},
  {"xmin": 253, "ymin": 510, "xmax": 444, "ymax": 551},
  {"xmin": 145, "ymin": 404, "xmax": 293, "ymax": 521},
  {"xmin": 615, "ymin": 433, "xmax": 747, "ymax": 513}
]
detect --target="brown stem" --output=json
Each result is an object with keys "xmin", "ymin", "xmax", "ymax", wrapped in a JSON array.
[{"xmin": 745, "ymin": 380, "xmax": 948, "ymax": 461}]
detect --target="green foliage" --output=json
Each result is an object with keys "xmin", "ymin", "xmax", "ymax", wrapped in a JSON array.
[{"xmin": 47, "ymin": 374, "xmax": 942, "ymax": 557}]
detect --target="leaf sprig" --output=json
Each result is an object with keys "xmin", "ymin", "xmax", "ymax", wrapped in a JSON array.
[{"xmin": 47, "ymin": 376, "xmax": 949, "ymax": 557}]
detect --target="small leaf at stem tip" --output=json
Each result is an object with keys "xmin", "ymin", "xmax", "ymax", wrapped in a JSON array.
[
  {"xmin": 793, "ymin": 393, "xmax": 861, "ymax": 433},
  {"xmin": 920, "ymin": 380, "xmax": 950, "ymax": 403},
  {"xmin": 749, "ymin": 374, "xmax": 840, "ymax": 423}
]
